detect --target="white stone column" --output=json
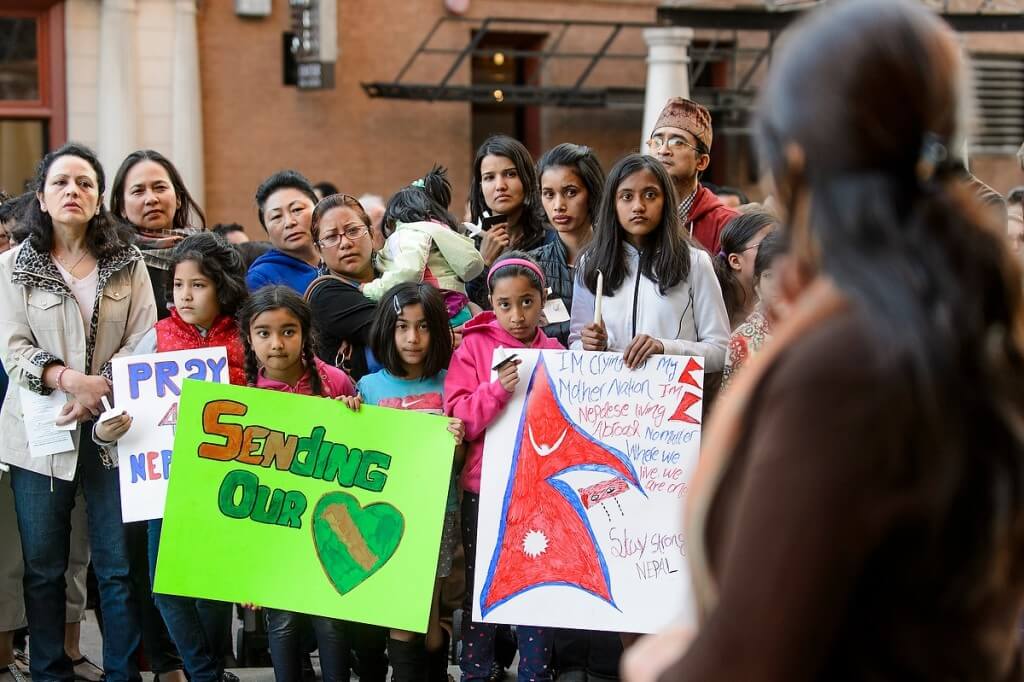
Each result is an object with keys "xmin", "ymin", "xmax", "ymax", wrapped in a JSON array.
[
  {"xmin": 642, "ymin": 27, "xmax": 695, "ymax": 148},
  {"xmin": 171, "ymin": 0, "xmax": 205, "ymax": 207},
  {"xmin": 97, "ymin": 0, "xmax": 138, "ymax": 186}
]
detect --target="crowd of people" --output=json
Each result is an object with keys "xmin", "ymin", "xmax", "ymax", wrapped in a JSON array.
[{"xmin": 2, "ymin": 0, "xmax": 1024, "ymax": 681}]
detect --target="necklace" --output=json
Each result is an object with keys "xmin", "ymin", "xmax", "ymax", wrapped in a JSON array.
[{"xmin": 53, "ymin": 250, "xmax": 89, "ymax": 280}]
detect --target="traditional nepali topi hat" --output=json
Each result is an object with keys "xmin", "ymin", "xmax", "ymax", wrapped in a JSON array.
[{"xmin": 652, "ymin": 97, "xmax": 713, "ymax": 151}]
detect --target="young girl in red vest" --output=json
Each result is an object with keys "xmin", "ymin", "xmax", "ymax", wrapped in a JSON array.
[
  {"xmin": 237, "ymin": 285, "xmax": 360, "ymax": 682},
  {"xmin": 94, "ymin": 231, "xmax": 249, "ymax": 682}
]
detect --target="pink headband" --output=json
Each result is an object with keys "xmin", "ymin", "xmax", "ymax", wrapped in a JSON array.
[{"xmin": 487, "ymin": 258, "xmax": 546, "ymax": 290}]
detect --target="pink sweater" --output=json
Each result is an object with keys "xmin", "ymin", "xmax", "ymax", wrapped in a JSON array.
[
  {"xmin": 255, "ymin": 356, "xmax": 356, "ymax": 398},
  {"xmin": 444, "ymin": 312, "xmax": 564, "ymax": 494}
]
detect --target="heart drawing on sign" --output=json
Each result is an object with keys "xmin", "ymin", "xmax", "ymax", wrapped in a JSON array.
[{"xmin": 311, "ymin": 491, "xmax": 404, "ymax": 596}]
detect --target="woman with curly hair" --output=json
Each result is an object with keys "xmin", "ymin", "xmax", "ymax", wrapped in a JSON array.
[{"xmin": 0, "ymin": 142, "xmax": 156, "ymax": 681}]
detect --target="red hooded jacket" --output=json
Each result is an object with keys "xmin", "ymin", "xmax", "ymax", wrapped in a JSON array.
[
  {"xmin": 154, "ymin": 308, "xmax": 247, "ymax": 386},
  {"xmin": 684, "ymin": 184, "xmax": 739, "ymax": 254}
]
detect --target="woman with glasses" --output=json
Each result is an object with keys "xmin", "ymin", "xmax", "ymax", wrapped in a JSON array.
[
  {"xmin": 305, "ymin": 194, "xmax": 382, "ymax": 382},
  {"xmin": 712, "ymin": 211, "xmax": 778, "ymax": 329}
]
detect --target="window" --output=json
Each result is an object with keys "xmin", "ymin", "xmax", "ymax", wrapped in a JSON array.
[
  {"xmin": 0, "ymin": 2, "xmax": 65, "ymax": 193},
  {"xmin": 0, "ymin": 17, "xmax": 40, "ymax": 101},
  {"xmin": 971, "ymin": 54, "xmax": 1024, "ymax": 155}
]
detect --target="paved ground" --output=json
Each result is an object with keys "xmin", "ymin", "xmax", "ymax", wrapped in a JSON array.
[{"xmin": 75, "ymin": 610, "xmax": 467, "ymax": 681}]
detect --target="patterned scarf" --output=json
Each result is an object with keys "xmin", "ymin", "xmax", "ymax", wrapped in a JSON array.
[
  {"xmin": 135, "ymin": 226, "xmax": 201, "ymax": 271},
  {"xmin": 677, "ymin": 185, "xmax": 700, "ymax": 225}
]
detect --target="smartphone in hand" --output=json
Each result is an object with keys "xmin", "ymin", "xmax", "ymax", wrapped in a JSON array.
[{"xmin": 481, "ymin": 213, "xmax": 507, "ymax": 231}]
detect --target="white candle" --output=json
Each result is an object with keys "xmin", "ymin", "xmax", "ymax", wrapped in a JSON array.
[{"xmin": 594, "ymin": 269, "xmax": 603, "ymax": 326}]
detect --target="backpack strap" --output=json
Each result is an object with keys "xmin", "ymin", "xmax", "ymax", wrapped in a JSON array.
[
  {"xmin": 303, "ymin": 274, "xmax": 348, "ymax": 302},
  {"xmin": 303, "ymin": 274, "xmax": 356, "ymax": 371}
]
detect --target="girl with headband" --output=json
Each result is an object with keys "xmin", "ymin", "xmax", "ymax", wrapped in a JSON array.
[{"xmin": 444, "ymin": 251, "xmax": 563, "ymax": 682}]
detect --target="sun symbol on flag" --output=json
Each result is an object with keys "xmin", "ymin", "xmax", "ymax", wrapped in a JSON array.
[{"xmin": 522, "ymin": 530, "xmax": 548, "ymax": 559}]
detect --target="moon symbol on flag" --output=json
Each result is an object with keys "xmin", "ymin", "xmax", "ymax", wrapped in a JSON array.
[{"xmin": 529, "ymin": 425, "xmax": 567, "ymax": 457}]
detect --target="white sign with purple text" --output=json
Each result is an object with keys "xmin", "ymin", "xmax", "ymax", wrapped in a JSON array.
[
  {"xmin": 113, "ymin": 348, "xmax": 229, "ymax": 522},
  {"xmin": 475, "ymin": 349, "xmax": 704, "ymax": 633}
]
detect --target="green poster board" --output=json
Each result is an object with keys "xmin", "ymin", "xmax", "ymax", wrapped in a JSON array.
[{"xmin": 154, "ymin": 379, "xmax": 455, "ymax": 633}]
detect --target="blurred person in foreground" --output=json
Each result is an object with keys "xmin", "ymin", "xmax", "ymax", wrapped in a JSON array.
[
  {"xmin": 1007, "ymin": 187, "xmax": 1024, "ymax": 268},
  {"xmin": 625, "ymin": 1, "xmax": 1024, "ymax": 679}
]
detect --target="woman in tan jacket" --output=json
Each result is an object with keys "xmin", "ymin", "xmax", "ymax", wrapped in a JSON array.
[
  {"xmin": 0, "ymin": 143, "xmax": 156, "ymax": 682},
  {"xmin": 626, "ymin": 1, "xmax": 1024, "ymax": 680}
]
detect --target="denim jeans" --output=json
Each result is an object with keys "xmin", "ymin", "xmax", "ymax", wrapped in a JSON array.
[
  {"xmin": 148, "ymin": 518, "xmax": 233, "ymax": 682},
  {"xmin": 264, "ymin": 609, "xmax": 350, "ymax": 682},
  {"xmin": 125, "ymin": 520, "xmax": 183, "ymax": 674},
  {"xmin": 10, "ymin": 433, "xmax": 141, "ymax": 682}
]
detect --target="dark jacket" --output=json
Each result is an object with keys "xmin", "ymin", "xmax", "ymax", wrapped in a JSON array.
[
  {"xmin": 307, "ymin": 277, "xmax": 377, "ymax": 381},
  {"xmin": 466, "ymin": 228, "xmax": 556, "ymax": 310},
  {"xmin": 671, "ymin": 309, "xmax": 1024, "ymax": 681},
  {"xmin": 529, "ymin": 236, "xmax": 575, "ymax": 347}
]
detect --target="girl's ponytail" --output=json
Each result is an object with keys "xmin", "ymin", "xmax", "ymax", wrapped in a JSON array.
[
  {"xmin": 383, "ymin": 166, "xmax": 460, "ymax": 237},
  {"xmin": 711, "ymin": 248, "xmax": 741, "ymax": 325},
  {"xmin": 420, "ymin": 164, "xmax": 453, "ymax": 212},
  {"xmin": 242, "ymin": 342, "xmax": 260, "ymax": 387},
  {"xmin": 304, "ymin": 343, "xmax": 326, "ymax": 398}
]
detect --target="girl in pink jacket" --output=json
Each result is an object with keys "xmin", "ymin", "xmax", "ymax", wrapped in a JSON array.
[{"xmin": 444, "ymin": 251, "xmax": 563, "ymax": 682}]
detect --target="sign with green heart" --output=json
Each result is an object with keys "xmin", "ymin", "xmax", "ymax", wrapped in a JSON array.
[{"xmin": 154, "ymin": 380, "xmax": 454, "ymax": 633}]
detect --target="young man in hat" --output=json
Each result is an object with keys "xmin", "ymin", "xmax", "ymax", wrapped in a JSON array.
[{"xmin": 646, "ymin": 97, "xmax": 738, "ymax": 252}]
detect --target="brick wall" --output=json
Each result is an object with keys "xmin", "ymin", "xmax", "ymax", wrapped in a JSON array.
[
  {"xmin": 72, "ymin": 0, "xmax": 1019, "ymax": 229},
  {"xmin": 197, "ymin": 0, "xmax": 657, "ymax": 233}
]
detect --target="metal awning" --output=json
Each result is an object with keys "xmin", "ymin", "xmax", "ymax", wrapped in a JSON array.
[
  {"xmin": 362, "ymin": 2, "xmax": 1024, "ymax": 122},
  {"xmin": 361, "ymin": 17, "xmax": 650, "ymax": 109}
]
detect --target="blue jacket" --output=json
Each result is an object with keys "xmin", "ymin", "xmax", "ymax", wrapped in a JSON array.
[{"xmin": 246, "ymin": 249, "xmax": 318, "ymax": 293}]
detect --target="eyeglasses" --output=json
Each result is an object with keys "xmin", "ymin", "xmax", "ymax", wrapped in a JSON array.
[
  {"xmin": 317, "ymin": 225, "xmax": 369, "ymax": 249},
  {"xmin": 740, "ymin": 240, "xmax": 764, "ymax": 253},
  {"xmin": 646, "ymin": 135, "xmax": 702, "ymax": 154}
]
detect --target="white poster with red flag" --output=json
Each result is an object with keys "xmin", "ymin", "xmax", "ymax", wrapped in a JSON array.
[{"xmin": 474, "ymin": 349, "xmax": 704, "ymax": 633}]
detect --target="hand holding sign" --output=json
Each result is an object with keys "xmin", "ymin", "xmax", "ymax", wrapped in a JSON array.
[{"xmin": 623, "ymin": 334, "xmax": 665, "ymax": 370}]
